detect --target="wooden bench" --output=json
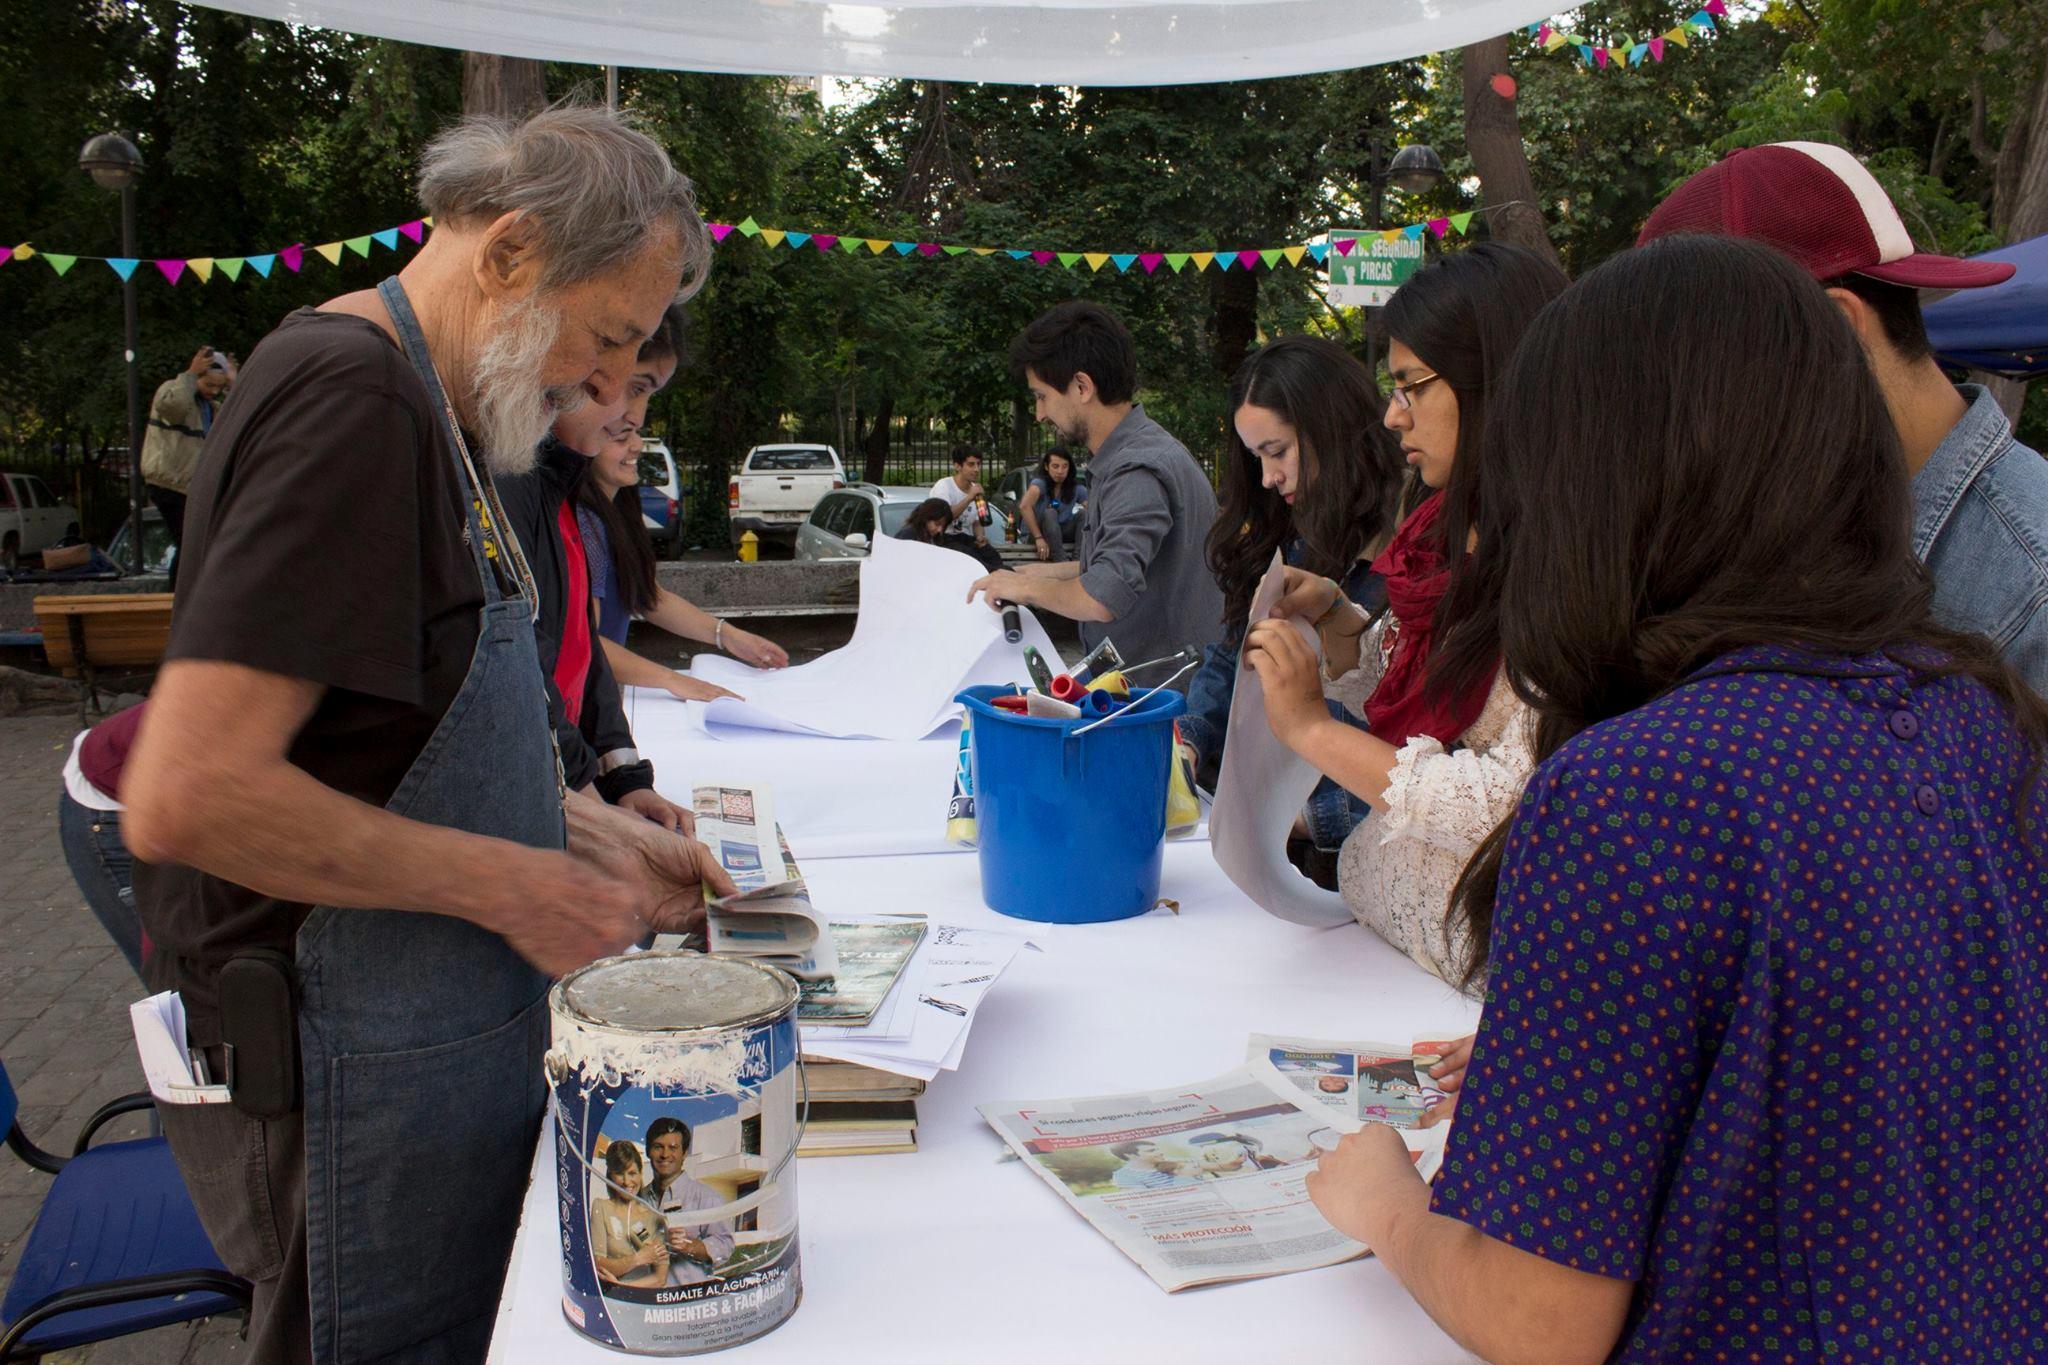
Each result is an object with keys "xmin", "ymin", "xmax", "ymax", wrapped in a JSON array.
[{"xmin": 34, "ymin": 592, "xmax": 173, "ymax": 721}]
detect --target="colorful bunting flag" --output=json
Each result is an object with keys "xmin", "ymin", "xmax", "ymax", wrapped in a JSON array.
[
  {"xmin": 710, "ymin": 223, "xmax": 735, "ymax": 243},
  {"xmin": 736, "ymin": 217, "xmax": 761, "ymax": 237},
  {"xmin": 1138, "ymin": 252, "xmax": 1164, "ymax": 274},
  {"xmin": 1191, "ymin": 251, "xmax": 1216, "ymax": 271},
  {"xmin": 0, "ymin": 246, "xmax": 11, "ymax": 266},
  {"xmin": 313, "ymin": 242, "xmax": 345, "ymax": 266},
  {"xmin": 1057, "ymin": 252, "xmax": 1083, "ymax": 269},
  {"xmin": 1307, "ymin": 244, "xmax": 1329, "ymax": 263},
  {"xmin": 1165, "ymin": 253, "xmax": 1190, "ymax": 273},
  {"xmin": 373, "ymin": 228, "xmax": 400, "ymax": 251},
  {"xmin": 759, "ymin": 228, "xmax": 787, "ymax": 248},
  {"xmin": 1531, "ymin": 5, "xmax": 1718, "ymax": 73},
  {"xmin": 891, "ymin": 241, "xmax": 916, "ymax": 256},
  {"xmin": 217, "ymin": 257, "xmax": 244, "ymax": 281},
  {"xmin": 186, "ymin": 257, "xmax": 214, "ymax": 283},
  {"xmin": 1084, "ymin": 252, "xmax": 1110, "ymax": 272},
  {"xmin": 44, "ymin": 253, "xmax": 76, "ymax": 276},
  {"xmin": 783, "ymin": 230, "xmax": 812, "ymax": 249},
  {"xmin": 107, "ymin": 258, "xmax": 139, "ymax": 281},
  {"xmin": 1282, "ymin": 246, "xmax": 1306, "ymax": 267},
  {"xmin": 1450, "ymin": 212, "xmax": 1475, "ymax": 235},
  {"xmin": 344, "ymin": 236, "xmax": 372, "ymax": 258},
  {"xmin": 248, "ymin": 253, "xmax": 276, "ymax": 277},
  {"xmin": 279, "ymin": 244, "xmax": 304, "ymax": 272}
]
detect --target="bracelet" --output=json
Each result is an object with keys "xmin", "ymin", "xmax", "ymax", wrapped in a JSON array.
[
  {"xmin": 714, "ymin": 619, "xmax": 726, "ymax": 652},
  {"xmin": 1312, "ymin": 578, "xmax": 1347, "ymax": 626}
]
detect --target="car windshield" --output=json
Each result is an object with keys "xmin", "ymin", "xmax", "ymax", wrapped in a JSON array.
[
  {"xmin": 637, "ymin": 454, "xmax": 669, "ymax": 485},
  {"xmin": 748, "ymin": 448, "xmax": 836, "ymax": 472},
  {"xmin": 878, "ymin": 502, "xmax": 917, "ymax": 536}
]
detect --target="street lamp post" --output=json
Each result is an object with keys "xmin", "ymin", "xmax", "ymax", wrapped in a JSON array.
[
  {"xmin": 79, "ymin": 132, "xmax": 146, "ymax": 577},
  {"xmin": 1362, "ymin": 138, "xmax": 1443, "ymax": 369}
]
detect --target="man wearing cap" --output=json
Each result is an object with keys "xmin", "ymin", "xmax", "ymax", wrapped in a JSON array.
[
  {"xmin": 1640, "ymin": 141, "xmax": 2048, "ymax": 693},
  {"xmin": 141, "ymin": 345, "xmax": 235, "ymax": 587}
]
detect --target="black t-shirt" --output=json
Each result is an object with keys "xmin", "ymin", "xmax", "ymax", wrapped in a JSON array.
[{"xmin": 133, "ymin": 308, "xmax": 490, "ymax": 1038}]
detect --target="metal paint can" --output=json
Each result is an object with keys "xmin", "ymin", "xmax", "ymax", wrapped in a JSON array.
[{"xmin": 547, "ymin": 953, "xmax": 803, "ymax": 1354}]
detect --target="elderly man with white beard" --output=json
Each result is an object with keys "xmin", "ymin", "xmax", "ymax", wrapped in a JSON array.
[{"xmin": 121, "ymin": 105, "xmax": 734, "ymax": 1365}]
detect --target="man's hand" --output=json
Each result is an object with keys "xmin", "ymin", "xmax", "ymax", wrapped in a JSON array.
[
  {"xmin": 966, "ymin": 569, "xmax": 1029, "ymax": 611},
  {"xmin": 668, "ymin": 1230, "xmax": 709, "ymax": 1260},
  {"xmin": 186, "ymin": 345, "xmax": 216, "ymax": 375},
  {"xmin": 1244, "ymin": 619, "xmax": 1329, "ymax": 750},
  {"xmin": 966, "ymin": 480, "xmax": 984, "ymax": 499},
  {"xmin": 617, "ymin": 787, "xmax": 692, "ymax": 834},
  {"xmin": 480, "ymin": 848, "xmax": 648, "ymax": 977},
  {"xmin": 1305, "ymin": 1125, "xmax": 1431, "ymax": 1249},
  {"xmin": 662, "ymin": 672, "xmax": 743, "ymax": 704},
  {"xmin": 567, "ymin": 794, "xmax": 738, "ymax": 941}
]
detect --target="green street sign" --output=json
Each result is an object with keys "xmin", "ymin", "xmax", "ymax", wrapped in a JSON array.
[{"xmin": 1327, "ymin": 228, "xmax": 1424, "ymax": 307}]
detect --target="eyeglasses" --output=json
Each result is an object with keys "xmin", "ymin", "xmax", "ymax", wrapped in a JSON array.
[{"xmin": 1387, "ymin": 371, "xmax": 1442, "ymax": 411}]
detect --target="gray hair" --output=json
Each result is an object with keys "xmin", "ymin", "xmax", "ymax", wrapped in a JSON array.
[{"xmin": 419, "ymin": 103, "xmax": 712, "ymax": 301}]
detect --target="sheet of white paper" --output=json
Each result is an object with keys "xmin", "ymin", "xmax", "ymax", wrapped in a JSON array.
[
  {"xmin": 687, "ymin": 536, "xmax": 1064, "ymax": 740},
  {"xmin": 1208, "ymin": 552, "xmax": 1353, "ymax": 928}
]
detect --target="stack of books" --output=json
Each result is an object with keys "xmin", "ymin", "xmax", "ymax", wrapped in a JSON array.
[{"xmin": 797, "ymin": 1060, "xmax": 924, "ymax": 1156}]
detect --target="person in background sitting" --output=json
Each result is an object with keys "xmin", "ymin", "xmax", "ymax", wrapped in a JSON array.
[
  {"xmin": 141, "ymin": 345, "xmax": 235, "ymax": 588},
  {"xmin": 1012, "ymin": 445, "xmax": 1085, "ymax": 563},
  {"xmin": 1181, "ymin": 336, "xmax": 1406, "ymax": 882},
  {"xmin": 576, "ymin": 310, "xmax": 789, "ymax": 706},
  {"xmin": 57, "ymin": 703, "xmax": 147, "ymax": 980},
  {"xmin": 1308, "ymin": 233, "xmax": 2048, "ymax": 1364},
  {"xmin": 893, "ymin": 497, "xmax": 957, "ymax": 547},
  {"xmin": 929, "ymin": 446, "xmax": 1003, "ymax": 572},
  {"xmin": 1245, "ymin": 245, "xmax": 1566, "ymax": 992}
]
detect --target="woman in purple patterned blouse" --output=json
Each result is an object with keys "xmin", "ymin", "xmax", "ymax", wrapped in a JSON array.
[{"xmin": 1307, "ymin": 235, "xmax": 2048, "ymax": 1362}]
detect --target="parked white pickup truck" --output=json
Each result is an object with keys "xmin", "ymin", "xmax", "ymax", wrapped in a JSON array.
[{"xmin": 728, "ymin": 444, "xmax": 846, "ymax": 547}]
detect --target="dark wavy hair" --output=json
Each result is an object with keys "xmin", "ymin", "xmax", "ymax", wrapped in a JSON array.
[
  {"xmin": 1446, "ymin": 234, "xmax": 2048, "ymax": 989},
  {"xmin": 1037, "ymin": 446, "xmax": 1080, "ymax": 504},
  {"xmin": 1207, "ymin": 337, "xmax": 1404, "ymax": 632},
  {"xmin": 1378, "ymin": 244, "xmax": 1570, "ymax": 705}
]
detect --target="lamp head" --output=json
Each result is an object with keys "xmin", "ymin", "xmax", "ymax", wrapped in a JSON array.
[
  {"xmin": 1386, "ymin": 143, "xmax": 1444, "ymax": 196},
  {"xmin": 79, "ymin": 132, "xmax": 144, "ymax": 191}
]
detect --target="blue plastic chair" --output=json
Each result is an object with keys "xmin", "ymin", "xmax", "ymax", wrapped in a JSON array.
[{"xmin": 1, "ymin": 1059, "xmax": 250, "ymax": 1362}]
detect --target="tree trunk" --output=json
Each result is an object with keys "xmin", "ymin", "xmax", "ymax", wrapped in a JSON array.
[
  {"xmin": 1975, "ymin": 55, "xmax": 2047, "ymax": 422},
  {"xmin": 861, "ymin": 393, "xmax": 895, "ymax": 484},
  {"xmin": 1211, "ymin": 267, "xmax": 1259, "ymax": 383},
  {"xmin": 1459, "ymin": 37, "xmax": 1564, "ymax": 272},
  {"xmin": 462, "ymin": 53, "xmax": 547, "ymax": 119}
]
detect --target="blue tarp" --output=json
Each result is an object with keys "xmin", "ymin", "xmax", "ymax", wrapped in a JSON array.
[{"xmin": 1926, "ymin": 232, "xmax": 2048, "ymax": 378}]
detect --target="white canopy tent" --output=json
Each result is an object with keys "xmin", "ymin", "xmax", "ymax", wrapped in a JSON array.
[{"xmin": 185, "ymin": 0, "xmax": 1556, "ymax": 86}]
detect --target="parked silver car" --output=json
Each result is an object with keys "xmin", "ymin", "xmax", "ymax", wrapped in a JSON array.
[
  {"xmin": 1, "ymin": 471, "xmax": 83, "ymax": 570},
  {"xmin": 792, "ymin": 485, "xmax": 928, "ymax": 560}
]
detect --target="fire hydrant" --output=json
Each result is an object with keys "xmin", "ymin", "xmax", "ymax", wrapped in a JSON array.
[{"xmin": 738, "ymin": 530, "xmax": 759, "ymax": 563}]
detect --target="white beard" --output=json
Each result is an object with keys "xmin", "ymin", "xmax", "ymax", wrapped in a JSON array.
[{"xmin": 470, "ymin": 299, "xmax": 581, "ymax": 477}]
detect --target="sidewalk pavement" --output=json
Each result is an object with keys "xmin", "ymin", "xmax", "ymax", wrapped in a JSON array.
[{"xmin": 0, "ymin": 712, "xmax": 246, "ymax": 1362}]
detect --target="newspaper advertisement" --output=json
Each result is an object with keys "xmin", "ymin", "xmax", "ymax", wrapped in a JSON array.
[
  {"xmin": 980, "ymin": 1059, "xmax": 1447, "ymax": 1291},
  {"xmin": 1246, "ymin": 1033, "xmax": 1461, "ymax": 1131},
  {"xmin": 693, "ymin": 783, "xmax": 837, "ymax": 979}
]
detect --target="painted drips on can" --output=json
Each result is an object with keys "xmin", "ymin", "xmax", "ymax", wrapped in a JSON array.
[{"xmin": 547, "ymin": 953, "xmax": 803, "ymax": 1354}]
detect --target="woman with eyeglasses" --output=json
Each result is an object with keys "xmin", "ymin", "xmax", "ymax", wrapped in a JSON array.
[{"xmin": 1243, "ymin": 244, "xmax": 1567, "ymax": 997}]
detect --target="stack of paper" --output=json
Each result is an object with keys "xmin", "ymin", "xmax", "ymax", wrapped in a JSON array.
[
  {"xmin": 800, "ymin": 921, "xmax": 1033, "ymax": 1082},
  {"xmin": 129, "ymin": 991, "xmax": 231, "ymax": 1105}
]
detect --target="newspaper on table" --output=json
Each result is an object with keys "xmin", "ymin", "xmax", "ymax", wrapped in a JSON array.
[
  {"xmin": 693, "ymin": 782, "xmax": 837, "ymax": 979},
  {"xmin": 801, "ymin": 922, "xmax": 1033, "ymax": 1081},
  {"xmin": 979, "ymin": 1034, "xmax": 1453, "ymax": 1292},
  {"xmin": 1246, "ymin": 1032, "xmax": 1463, "ymax": 1131}
]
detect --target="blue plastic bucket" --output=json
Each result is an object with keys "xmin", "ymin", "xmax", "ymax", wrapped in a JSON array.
[{"xmin": 954, "ymin": 684, "xmax": 1188, "ymax": 924}]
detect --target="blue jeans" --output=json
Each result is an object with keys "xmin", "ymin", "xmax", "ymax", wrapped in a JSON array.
[{"xmin": 58, "ymin": 791, "xmax": 144, "ymax": 980}]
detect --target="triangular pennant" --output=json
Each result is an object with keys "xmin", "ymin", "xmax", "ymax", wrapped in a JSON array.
[
  {"xmin": 1031, "ymin": 250, "xmax": 1055, "ymax": 265},
  {"xmin": 279, "ymin": 244, "xmax": 305, "ymax": 272},
  {"xmin": 1215, "ymin": 252, "xmax": 1236, "ymax": 271},
  {"xmin": 1450, "ymin": 212, "xmax": 1475, "ymax": 235},
  {"xmin": 1544, "ymin": 31, "xmax": 1569, "ymax": 49},
  {"xmin": 1704, "ymin": 0, "xmax": 1727, "ymax": 13},
  {"xmin": 1191, "ymin": 251, "xmax": 1216, "ymax": 271},
  {"xmin": 314, "ymin": 242, "xmax": 345, "ymax": 266},
  {"xmin": 709, "ymin": 224, "xmax": 734, "ymax": 243},
  {"xmin": 1258, "ymin": 249, "xmax": 1283, "ymax": 268},
  {"xmin": 866, "ymin": 239, "xmax": 891, "ymax": 254},
  {"xmin": 1056, "ymin": 252, "xmax": 1083, "ymax": 269},
  {"xmin": 1165, "ymin": 253, "xmax": 1190, "ymax": 273},
  {"xmin": 154, "ymin": 259, "xmax": 186, "ymax": 284},
  {"xmin": 344, "ymin": 236, "xmax": 372, "ymax": 257},
  {"xmin": 422, "ymin": 217, "xmax": 433, "ymax": 228},
  {"xmin": 1609, "ymin": 46, "xmax": 1630, "ymax": 65},
  {"xmin": 916, "ymin": 242, "xmax": 941, "ymax": 257},
  {"xmin": 1333, "ymin": 238, "xmax": 1356, "ymax": 256},
  {"xmin": 891, "ymin": 241, "xmax": 916, "ymax": 256},
  {"xmin": 12, "ymin": 244, "xmax": 33, "ymax": 260},
  {"xmin": 1666, "ymin": 26, "xmax": 1689, "ymax": 46},
  {"xmin": 1138, "ymin": 252, "xmax": 1165, "ymax": 274},
  {"xmin": 1282, "ymin": 246, "xmax": 1306, "ymax": 266},
  {"xmin": 811, "ymin": 234, "xmax": 837, "ymax": 251},
  {"xmin": 785, "ymin": 231, "xmax": 811, "ymax": 249},
  {"xmin": 1692, "ymin": 10, "xmax": 1716, "ymax": 28},
  {"xmin": 187, "ymin": 257, "xmax": 215, "ymax": 283},
  {"xmin": 942, "ymin": 245, "xmax": 969, "ymax": 256},
  {"xmin": 1084, "ymin": 252, "xmax": 1110, "ymax": 272},
  {"xmin": 1110, "ymin": 253, "xmax": 1138, "ymax": 272},
  {"xmin": 759, "ymin": 229, "xmax": 787, "ymax": 248},
  {"xmin": 216, "ymin": 257, "xmax": 245, "ymax": 281},
  {"xmin": 372, "ymin": 229, "xmax": 400, "ymax": 251},
  {"xmin": 107, "ymin": 258, "xmax": 140, "ymax": 281},
  {"xmin": 1592, "ymin": 47, "xmax": 1609, "ymax": 68},
  {"xmin": 1427, "ymin": 218, "xmax": 1451, "ymax": 239},
  {"xmin": 1649, "ymin": 36, "xmax": 1667, "ymax": 60},
  {"xmin": 399, "ymin": 219, "xmax": 426, "ymax": 243},
  {"xmin": 1535, "ymin": 23, "xmax": 1550, "ymax": 41},
  {"xmin": 1006, "ymin": 249, "xmax": 1030, "ymax": 260},
  {"xmin": 1629, "ymin": 43, "xmax": 1648, "ymax": 65},
  {"xmin": 248, "ymin": 253, "xmax": 277, "ymax": 277},
  {"xmin": 1381, "ymin": 228, "xmax": 1403, "ymax": 243},
  {"xmin": 971, "ymin": 247, "xmax": 996, "ymax": 256},
  {"xmin": 839, "ymin": 238, "xmax": 863, "ymax": 254},
  {"xmin": 736, "ymin": 217, "xmax": 761, "ymax": 237},
  {"xmin": 1405, "ymin": 225, "xmax": 1426, "ymax": 241},
  {"xmin": 1581, "ymin": 44, "xmax": 1597, "ymax": 65},
  {"xmin": 1307, "ymin": 244, "xmax": 1329, "ymax": 263},
  {"xmin": 43, "ymin": 253, "xmax": 77, "ymax": 276},
  {"xmin": 0, "ymin": 245, "xmax": 11, "ymax": 266}
]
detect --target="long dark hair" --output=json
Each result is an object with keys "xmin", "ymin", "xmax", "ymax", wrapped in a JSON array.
[
  {"xmin": 1379, "ymin": 244, "xmax": 1570, "ymax": 705},
  {"xmin": 1037, "ymin": 446, "xmax": 1079, "ymax": 504},
  {"xmin": 1208, "ymin": 336, "xmax": 1404, "ymax": 631},
  {"xmin": 1447, "ymin": 234, "xmax": 2048, "ymax": 989},
  {"xmin": 575, "ymin": 307, "xmax": 688, "ymax": 615}
]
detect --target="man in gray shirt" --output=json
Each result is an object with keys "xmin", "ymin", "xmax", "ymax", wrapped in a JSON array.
[{"xmin": 967, "ymin": 301, "xmax": 1223, "ymax": 673}]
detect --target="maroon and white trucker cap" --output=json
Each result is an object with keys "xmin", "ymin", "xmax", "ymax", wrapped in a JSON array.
[{"xmin": 1638, "ymin": 141, "xmax": 2014, "ymax": 289}]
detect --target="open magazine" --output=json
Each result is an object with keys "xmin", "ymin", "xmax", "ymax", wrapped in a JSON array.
[
  {"xmin": 693, "ymin": 783, "xmax": 837, "ymax": 979},
  {"xmin": 979, "ymin": 1034, "xmax": 1452, "ymax": 1292}
]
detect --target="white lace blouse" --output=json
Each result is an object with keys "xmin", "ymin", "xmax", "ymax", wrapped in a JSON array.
[{"xmin": 1322, "ymin": 610, "xmax": 1536, "ymax": 996}]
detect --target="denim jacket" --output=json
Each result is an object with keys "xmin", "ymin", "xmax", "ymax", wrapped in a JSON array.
[
  {"xmin": 1182, "ymin": 545, "xmax": 1386, "ymax": 851},
  {"xmin": 1913, "ymin": 385, "xmax": 2048, "ymax": 696}
]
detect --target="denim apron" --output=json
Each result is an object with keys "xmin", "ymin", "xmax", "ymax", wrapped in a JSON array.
[{"xmin": 296, "ymin": 276, "xmax": 563, "ymax": 1363}]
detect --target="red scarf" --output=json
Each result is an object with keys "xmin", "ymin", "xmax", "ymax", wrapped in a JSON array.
[{"xmin": 1362, "ymin": 494, "xmax": 1495, "ymax": 747}]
